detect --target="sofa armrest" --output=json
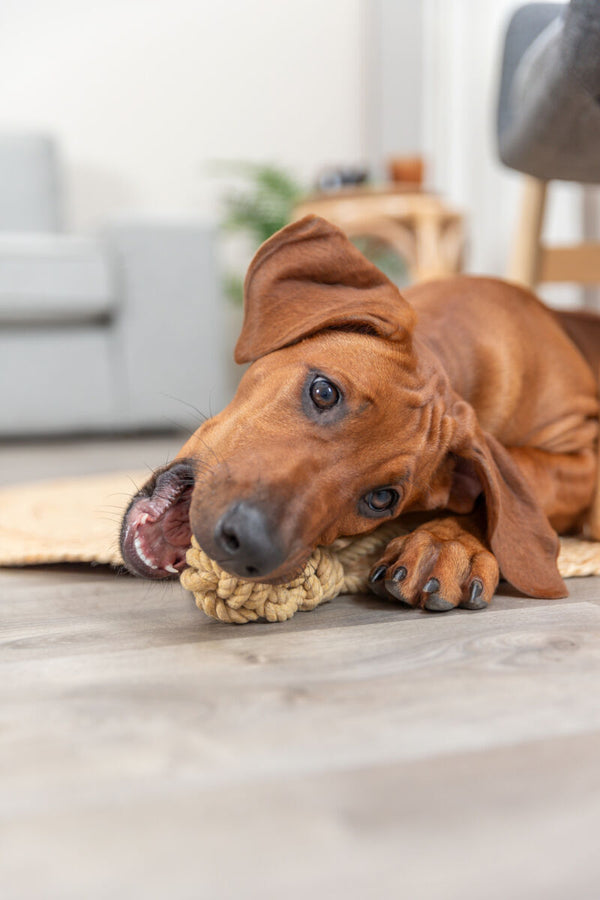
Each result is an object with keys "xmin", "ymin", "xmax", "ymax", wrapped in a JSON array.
[
  {"xmin": 102, "ymin": 218, "xmax": 229, "ymax": 430},
  {"xmin": 0, "ymin": 132, "xmax": 63, "ymax": 232}
]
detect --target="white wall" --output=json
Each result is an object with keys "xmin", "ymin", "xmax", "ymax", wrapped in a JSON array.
[
  {"xmin": 364, "ymin": 0, "xmax": 424, "ymax": 180},
  {"xmin": 0, "ymin": 0, "xmax": 366, "ymax": 231},
  {"xmin": 0, "ymin": 0, "xmax": 596, "ymax": 305}
]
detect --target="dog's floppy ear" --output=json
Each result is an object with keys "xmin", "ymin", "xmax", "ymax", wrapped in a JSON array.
[
  {"xmin": 235, "ymin": 215, "xmax": 416, "ymax": 364},
  {"xmin": 447, "ymin": 399, "xmax": 566, "ymax": 599}
]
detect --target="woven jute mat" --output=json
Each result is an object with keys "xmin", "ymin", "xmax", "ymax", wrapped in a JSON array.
[
  {"xmin": 0, "ymin": 470, "xmax": 147, "ymax": 567},
  {"xmin": 1, "ymin": 470, "xmax": 600, "ymax": 580}
]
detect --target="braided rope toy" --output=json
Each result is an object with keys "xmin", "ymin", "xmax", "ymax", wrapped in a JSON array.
[
  {"xmin": 179, "ymin": 524, "xmax": 600, "ymax": 624},
  {"xmin": 180, "ymin": 521, "xmax": 408, "ymax": 624}
]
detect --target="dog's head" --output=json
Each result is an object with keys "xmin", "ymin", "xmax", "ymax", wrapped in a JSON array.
[{"xmin": 120, "ymin": 216, "xmax": 564, "ymax": 598}]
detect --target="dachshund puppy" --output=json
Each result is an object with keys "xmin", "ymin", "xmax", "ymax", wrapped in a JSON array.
[{"xmin": 120, "ymin": 216, "xmax": 599, "ymax": 611}]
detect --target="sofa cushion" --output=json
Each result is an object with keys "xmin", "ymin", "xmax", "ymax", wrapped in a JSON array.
[{"xmin": 0, "ymin": 234, "xmax": 115, "ymax": 324}]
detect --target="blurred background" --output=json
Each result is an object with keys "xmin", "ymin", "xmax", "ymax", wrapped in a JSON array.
[
  {"xmin": 1, "ymin": 0, "xmax": 598, "ymax": 442},
  {"xmin": 3, "ymin": 7, "xmax": 600, "ymax": 897}
]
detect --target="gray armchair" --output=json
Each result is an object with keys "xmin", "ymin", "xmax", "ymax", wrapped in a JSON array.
[
  {"xmin": 496, "ymin": 1, "xmax": 600, "ymax": 287},
  {"xmin": 0, "ymin": 133, "xmax": 228, "ymax": 435},
  {"xmin": 498, "ymin": 0, "xmax": 600, "ymax": 183}
]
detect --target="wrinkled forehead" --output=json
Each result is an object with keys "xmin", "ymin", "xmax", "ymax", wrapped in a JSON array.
[
  {"xmin": 175, "ymin": 329, "xmax": 423, "ymax": 464},
  {"xmin": 237, "ymin": 330, "xmax": 404, "ymax": 399}
]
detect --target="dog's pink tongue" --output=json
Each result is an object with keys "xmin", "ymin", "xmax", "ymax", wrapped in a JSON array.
[
  {"xmin": 162, "ymin": 501, "xmax": 191, "ymax": 547},
  {"xmin": 126, "ymin": 490, "xmax": 192, "ymax": 577}
]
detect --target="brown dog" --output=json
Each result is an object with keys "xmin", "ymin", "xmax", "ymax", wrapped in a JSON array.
[{"xmin": 120, "ymin": 216, "xmax": 600, "ymax": 612}]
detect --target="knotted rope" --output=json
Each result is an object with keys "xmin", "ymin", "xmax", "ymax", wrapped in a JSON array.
[{"xmin": 180, "ymin": 521, "xmax": 408, "ymax": 624}]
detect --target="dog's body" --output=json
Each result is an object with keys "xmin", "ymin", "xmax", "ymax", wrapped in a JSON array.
[
  {"xmin": 407, "ymin": 277, "xmax": 598, "ymax": 534},
  {"xmin": 120, "ymin": 216, "xmax": 600, "ymax": 612}
]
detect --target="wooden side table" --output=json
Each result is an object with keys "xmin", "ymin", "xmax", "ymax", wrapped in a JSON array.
[{"xmin": 294, "ymin": 186, "xmax": 464, "ymax": 283}]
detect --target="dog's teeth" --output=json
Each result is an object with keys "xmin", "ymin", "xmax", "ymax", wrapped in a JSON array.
[
  {"xmin": 134, "ymin": 535, "xmax": 158, "ymax": 570},
  {"xmin": 139, "ymin": 513, "xmax": 149, "ymax": 525},
  {"xmin": 165, "ymin": 564, "xmax": 179, "ymax": 574}
]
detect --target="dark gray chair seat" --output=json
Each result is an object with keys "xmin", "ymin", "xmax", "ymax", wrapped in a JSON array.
[{"xmin": 497, "ymin": 0, "xmax": 600, "ymax": 183}]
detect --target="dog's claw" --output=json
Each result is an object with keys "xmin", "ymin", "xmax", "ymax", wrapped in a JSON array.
[
  {"xmin": 383, "ymin": 566, "xmax": 410, "ymax": 601},
  {"xmin": 369, "ymin": 565, "xmax": 387, "ymax": 583},
  {"xmin": 424, "ymin": 593, "xmax": 454, "ymax": 612},
  {"xmin": 423, "ymin": 577, "xmax": 440, "ymax": 594},
  {"xmin": 470, "ymin": 579, "xmax": 483, "ymax": 601},
  {"xmin": 423, "ymin": 576, "xmax": 454, "ymax": 611},
  {"xmin": 384, "ymin": 580, "xmax": 408, "ymax": 604},
  {"xmin": 461, "ymin": 579, "xmax": 487, "ymax": 610}
]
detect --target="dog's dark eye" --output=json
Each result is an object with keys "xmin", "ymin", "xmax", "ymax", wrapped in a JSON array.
[
  {"xmin": 365, "ymin": 489, "xmax": 398, "ymax": 512},
  {"xmin": 309, "ymin": 376, "xmax": 340, "ymax": 410}
]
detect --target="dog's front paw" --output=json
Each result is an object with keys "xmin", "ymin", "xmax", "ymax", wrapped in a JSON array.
[{"xmin": 369, "ymin": 524, "xmax": 499, "ymax": 612}]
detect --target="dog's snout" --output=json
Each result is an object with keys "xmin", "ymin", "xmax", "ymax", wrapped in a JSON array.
[{"xmin": 213, "ymin": 501, "xmax": 284, "ymax": 579}]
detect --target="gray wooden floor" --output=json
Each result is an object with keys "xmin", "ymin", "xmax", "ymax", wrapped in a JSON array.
[{"xmin": 2, "ymin": 436, "xmax": 600, "ymax": 900}]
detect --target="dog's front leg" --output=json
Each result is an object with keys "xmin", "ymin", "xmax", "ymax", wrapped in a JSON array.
[{"xmin": 369, "ymin": 515, "xmax": 499, "ymax": 612}]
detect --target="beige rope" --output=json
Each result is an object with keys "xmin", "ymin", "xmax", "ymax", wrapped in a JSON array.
[
  {"xmin": 180, "ymin": 521, "xmax": 408, "ymax": 624},
  {"xmin": 180, "ymin": 524, "xmax": 600, "ymax": 624}
]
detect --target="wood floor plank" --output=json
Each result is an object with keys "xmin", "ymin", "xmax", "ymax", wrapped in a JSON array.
[
  {"xmin": 3, "ymin": 732, "xmax": 600, "ymax": 900},
  {"xmin": 3, "ymin": 593, "xmax": 600, "ymax": 819}
]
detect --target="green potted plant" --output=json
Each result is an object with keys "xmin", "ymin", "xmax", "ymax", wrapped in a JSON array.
[
  {"xmin": 219, "ymin": 162, "xmax": 409, "ymax": 306},
  {"xmin": 219, "ymin": 163, "xmax": 303, "ymax": 305}
]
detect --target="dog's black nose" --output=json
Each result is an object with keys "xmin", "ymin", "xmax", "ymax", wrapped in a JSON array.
[{"xmin": 213, "ymin": 501, "xmax": 285, "ymax": 578}]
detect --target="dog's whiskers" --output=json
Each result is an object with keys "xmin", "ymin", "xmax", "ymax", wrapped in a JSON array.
[{"xmin": 159, "ymin": 393, "xmax": 212, "ymax": 427}]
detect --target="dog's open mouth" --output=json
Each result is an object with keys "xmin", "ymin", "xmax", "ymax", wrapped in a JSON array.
[{"xmin": 120, "ymin": 461, "xmax": 194, "ymax": 579}]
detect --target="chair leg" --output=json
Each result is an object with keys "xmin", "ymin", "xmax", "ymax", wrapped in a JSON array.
[{"xmin": 508, "ymin": 176, "xmax": 548, "ymax": 288}]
